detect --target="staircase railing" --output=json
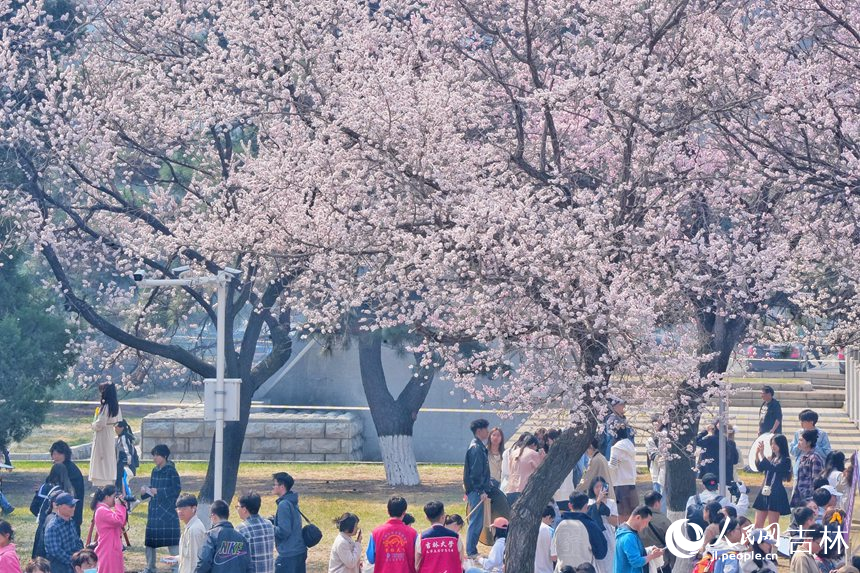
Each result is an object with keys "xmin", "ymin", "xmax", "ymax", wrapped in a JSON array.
[{"xmin": 847, "ymin": 348, "xmax": 860, "ymax": 428}]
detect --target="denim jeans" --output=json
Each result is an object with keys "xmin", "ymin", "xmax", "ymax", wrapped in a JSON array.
[
  {"xmin": 0, "ymin": 490, "xmax": 12, "ymax": 513},
  {"xmin": 275, "ymin": 552, "xmax": 307, "ymax": 573},
  {"xmin": 466, "ymin": 490, "xmax": 484, "ymax": 556}
]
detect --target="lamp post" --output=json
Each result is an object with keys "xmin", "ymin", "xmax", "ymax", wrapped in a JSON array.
[{"xmin": 136, "ymin": 268, "xmax": 236, "ymax": 501}]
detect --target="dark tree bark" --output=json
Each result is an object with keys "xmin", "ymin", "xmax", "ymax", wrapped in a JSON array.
[
  {"xmin": 358, "ymin": 329, "xmax": 435, "ymax": 486},
  {"xmin": 504, "ymin": 338, "xmax": 608, "ymax": 573},
  {"xmin": 664, "ymin": 311, "xmax": 749, "ymax": 514}
]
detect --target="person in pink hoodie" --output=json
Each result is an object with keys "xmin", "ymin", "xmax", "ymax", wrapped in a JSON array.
[
  {"xmin": 90, "ymin": 486, "xmax": 127, "ymax": 573},
  {"xmin": 0, "ymin": 520, "xmax": 22, "ymax": 573}
]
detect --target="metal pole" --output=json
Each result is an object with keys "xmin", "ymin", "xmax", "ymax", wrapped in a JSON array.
[
  {"xmin": 214, "ymin": 273, "xmax": 226, "ymax": 501},
  {"xmin": 718, "ymin": 389, "xmax": 727, "ymax": 497}
]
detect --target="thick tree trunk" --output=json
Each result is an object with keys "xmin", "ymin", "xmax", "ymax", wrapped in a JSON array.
[
  {"xmin": 378, "ymin": 435, "xmax": 421, "ymax": 486},
  {"xmin": 504, "ymin": 417, "xmax": 598, "ymax": 573},
  {"xmin": 664, "ymin": 312, "xmax": 749, "ymax": 513},
  {"xmin": 358, "ymin": 330, "xmax": 434, "ymax": 486}
]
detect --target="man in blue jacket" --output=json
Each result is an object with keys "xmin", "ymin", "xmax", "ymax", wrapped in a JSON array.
[
  {"xmin": 272, "ymin": 472, "xmax": 307, "ymax": 573},
  {"xmin": 195, "ymin": 500, "xmax": 252, "ymax": 573},
  {"xmin": 615, "ymin": 505, "xmax": 664, "ymax": 573}
]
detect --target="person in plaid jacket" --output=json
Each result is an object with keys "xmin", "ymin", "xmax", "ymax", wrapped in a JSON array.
[
  {"xmin": 44, "ymin": 494, "xmax": 83, "ymax": 573},
  {"xmin": 143, "ymin": 445, "xmax": 182, "ymax": 573},
  {"xmin": 790, "ymin": 430, "xmax": 824, "ymax": 508},
  {"xmin": 236, "ymin": 492, "xmax": 275, "ymax": 573}
]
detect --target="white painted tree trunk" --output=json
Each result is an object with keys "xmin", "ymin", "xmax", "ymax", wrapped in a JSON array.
[{"xmin": 379, "ymin": 435, "xmax": 421, "ymax": 486}]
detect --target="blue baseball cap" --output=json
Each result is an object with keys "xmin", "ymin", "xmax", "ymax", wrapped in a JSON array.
[{"xmin": 55, "ymin": 493, "xmax": 78, "ymax": 506}]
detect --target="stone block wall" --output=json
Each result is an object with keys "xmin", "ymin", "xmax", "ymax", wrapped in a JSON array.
[{"xmin": 140, "ymin": 408, "xmax": 363, "ymax": 461}]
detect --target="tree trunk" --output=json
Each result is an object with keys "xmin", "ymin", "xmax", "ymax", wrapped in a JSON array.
[
  {"xmin": 504, "ymin": 418, "xmax": 598, "ymax": 573},
  {"xmin": 664, "ymin": 312, "xmax": 749, "ymax": 514},
  {"xmin": 358, "ymin": 329, "xmax": 435, "ymax": 486},
  {"xmin": 378, "ymin": 435, "xmax": 421, "ymax": 485}
]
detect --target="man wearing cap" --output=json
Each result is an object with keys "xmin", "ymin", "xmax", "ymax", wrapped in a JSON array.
[
  {"xmin": 44, "ymin": 493, "xmax": 84, "ymax": 573},
  {"xmin": 603, "ymin": 398, "xmax": 633, "ymax": 458},
  {"xmin": 477, "ymin": 518, "xmax": 508, "ymax": 573},
  {"xmin": 758, "ymin": 387, "xmax": 783, "ymax": 436}
]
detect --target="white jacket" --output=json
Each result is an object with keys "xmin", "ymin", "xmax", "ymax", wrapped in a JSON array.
[
  {"xmin": 645, "ymin": 435, "xmax": 666, "ymax": 486},
  {"xmin": 552, "ymin": 519, "xmax": 594, "ymax": 571},
  {"xmin": 609, "ymin": 439, "xmax": 637, "ymax": 486},
  {"xmin": 500, "ymin": 449, "xmax": 511, "ymax": 493}
]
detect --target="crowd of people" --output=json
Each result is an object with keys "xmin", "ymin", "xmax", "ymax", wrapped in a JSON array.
[{"xmin": 0, "ymin": 385, "xmax": 858, "ymax": 573}]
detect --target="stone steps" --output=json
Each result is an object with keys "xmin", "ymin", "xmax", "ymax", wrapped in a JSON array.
[{"xmin": 510, "ymin": 405, "xmax": 860, "ymax": 467}]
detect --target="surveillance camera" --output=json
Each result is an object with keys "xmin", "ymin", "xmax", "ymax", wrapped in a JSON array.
[
  {"xmin": 133, "ymin": 269, "xmax": 147, "ymax": 282},
  {"xmin": 172, "ymin": 265, "xmax": 191, "ymax": 274},
  {"xmin": 223, "ymin": 266, "xmax": 241, "ymax": 275}
]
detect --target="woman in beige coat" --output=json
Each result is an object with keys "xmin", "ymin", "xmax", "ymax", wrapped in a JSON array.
[
  {"xmin": 576, "ymin": 437, "xmax": 615, "ymax": 499},
  {"xmin": 90, "ymin": 383, "xmax": 122, "ymax": 486}
]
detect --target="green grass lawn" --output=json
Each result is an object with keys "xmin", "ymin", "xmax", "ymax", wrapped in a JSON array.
[{"xmin": 0, "ymin": 462, "xmax": 466, "ymax": 572}]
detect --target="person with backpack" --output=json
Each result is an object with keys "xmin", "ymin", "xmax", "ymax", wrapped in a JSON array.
[
  {"xmin": 49, "ymin": 442, "xmax": 85, "ymax": 537},
  {"xmin": 638, "ymin": 491, "xmax": 673, "ymax": 572},
  {"xmin": 32, "ymin": 465, "xmax": 74, "ymax": 559},
  {"xmin": 272, "ymin": 472, "xmax": 307, "ymax": 573},
  {"xmin": 685, "ymin": 474, "xmax": 729, "ymax": 542},
  {"xmin": 113, "ymin": 421, "xmax": 138, "ymax": 504},
  {"xmin": 752, "ymin": 435, "xmax": 792, "ymax": 528}
]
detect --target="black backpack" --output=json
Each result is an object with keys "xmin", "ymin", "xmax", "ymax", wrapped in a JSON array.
[
  {"xmin": 129, "ymin": 442, "xmax": 140, "ymax": 472},
  {"xmin": 685, "ymin": 494, "xmax": 722, "ymax": 539},
  {"xmin": 296, "ymin": 506, "xmax": 322, "ymax": 548}
]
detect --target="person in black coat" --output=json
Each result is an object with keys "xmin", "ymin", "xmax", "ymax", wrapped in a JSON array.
[
  {"xmin": 463, "ymin": 418, "xmax": 491, "ymax": 558},
  {"xmin": 696, "ymin": 423, "xmax": 740, "ymax": 483},
  {"xmin": 195, "ymin": 500, "xmax": 252, "ymax": 573},
  {"xmin": 143, "ymin": 444, "xmax": 182, "ymax": 573},
  {"xmin": 50, "ymin": 441, "xmax": 85, "ymax": 536}
]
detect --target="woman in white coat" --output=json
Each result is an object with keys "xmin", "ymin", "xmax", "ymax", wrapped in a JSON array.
[
  {"xmin": 609, "ymin": 426, "xmax": 638, "ymax": 521},
  {"xmin": 90, "ymin": 383, "xmax": 122, "ymax": 486}
]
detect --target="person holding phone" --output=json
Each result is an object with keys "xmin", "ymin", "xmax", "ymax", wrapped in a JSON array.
[
  {"xmin": 91, "ymin": 486, "xmax": 127, "ymax": 573},
  {"xmin": 328, "ymin": 513, "xmax": 362, "ymax": 573},
  {"xmin": 587, "ymin": 477, "xmax": 618, "ymax": 573}
]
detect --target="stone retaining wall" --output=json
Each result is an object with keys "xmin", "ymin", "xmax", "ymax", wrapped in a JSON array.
[{"xmin": 141, "ymin": 408, "xmax": 363, "ymax": 461}]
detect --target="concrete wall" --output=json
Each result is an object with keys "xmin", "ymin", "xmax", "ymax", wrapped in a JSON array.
[
  {"xmin": 141, "ymin": 408, "xmax": 363, "ymax": 461},
  {"xmin": 258, "ymin": 342, "xmax": 525, "ymax": 463}
]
